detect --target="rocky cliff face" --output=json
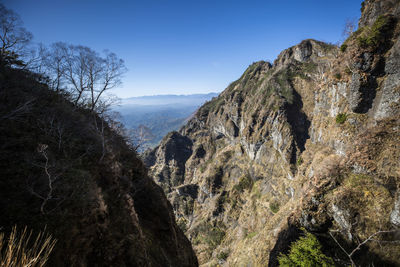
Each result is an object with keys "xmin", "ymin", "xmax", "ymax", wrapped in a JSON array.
[
  {"xmin": 145, "ymin": 0, "xmax": 400, "ymax": 265},
  {"xmin": 0, "ymin": 66, "xmax": 198, "ymax": 266}
]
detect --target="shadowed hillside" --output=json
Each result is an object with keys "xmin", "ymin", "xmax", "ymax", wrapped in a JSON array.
[{"xmin": 0, "ymin": 64, "xmax": 198, "ymax": 266}]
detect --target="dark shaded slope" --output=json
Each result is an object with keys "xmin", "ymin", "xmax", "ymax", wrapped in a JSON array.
[{"xmin": 0, "ymin": 66, "xmax": 198, "ymax": 266}]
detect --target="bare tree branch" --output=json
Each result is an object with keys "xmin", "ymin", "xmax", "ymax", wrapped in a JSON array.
[
  {"xmin": 330, "ymin": 229, "xmax": 399, "ymax": 266},
  {"xmin": 28, "ymin": 144, "xmax": 61, "ymax": 215},
  {"xmin": 40, "ymin": 43, "xmax": 126, "ymax": 112},
  {"xmin": 342, "ymin": 18, "xmax": 357, "ymax": 39},
  {"xmin": 0, "ymin": 98, "xmax": 35, "ymax": 121},
  {"xmin": 0, "ymin": 3, "xmax": 32, "ymax": 66}
]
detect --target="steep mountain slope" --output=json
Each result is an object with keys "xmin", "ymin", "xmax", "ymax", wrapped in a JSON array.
[
  {"xmin": 145, "ymin": 0, "xmax": 400, "ymax": 265},
  {"xmin": 0, "ymin": 66, "xmax": 198, "ymax": 266}
]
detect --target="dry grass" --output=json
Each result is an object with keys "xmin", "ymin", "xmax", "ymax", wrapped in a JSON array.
[{"xmin": 0, "ymin": 226, "xmax": 57, "ymax": 267}]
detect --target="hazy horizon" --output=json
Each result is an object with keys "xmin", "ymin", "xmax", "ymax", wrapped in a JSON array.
[{"xmin": 121, "ymin": 92, "xmax": 220, "ymax": 99}]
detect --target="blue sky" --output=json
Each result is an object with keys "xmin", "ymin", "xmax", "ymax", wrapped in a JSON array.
[{"xmin": 4, "ymin": 0, "xmax": 363, "ymax": 98}]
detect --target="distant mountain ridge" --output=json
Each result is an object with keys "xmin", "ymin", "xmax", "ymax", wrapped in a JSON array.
[
  {"xmin": 115, "ymin": 93, "xmax": 219, "ymax": 149},
  {"xmin": 119, "ymin": 93, "xmax": 219, "ymax": 106}
]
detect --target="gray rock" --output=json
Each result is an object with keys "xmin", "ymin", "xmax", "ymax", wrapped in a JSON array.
[
  {"xmin": 360, "ymin": 52, "xmax": 373, "ymax": 72},
  {"xmin": 331, "ymin": 204, "xmax": 353, "ymax": 240},
  {"xmin": 374, "ymin": 74, "xmax": 400, "ymax": 119},
  {"xmin": 349, "ymin": 73, "xmax": 362, "ymax": 112},
  {"xmin": 359, "ymin": 0, "xmax": 398, "ymax": 28},
  {"xmin": 390, "ymin": 192, "xmax": 400, "ymax": 226},
  {"xmin": 294, "ymin": 40, "xmax": 313, "ymax": 62},
  {"xmin": 385, "ymin": 38, "xmax": 400, "ymax": 74}
]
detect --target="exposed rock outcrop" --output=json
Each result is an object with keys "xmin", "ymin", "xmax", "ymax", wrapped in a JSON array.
[{"xmin": 146, "ymin": 1, "xmax": 400, "ymax": 265}]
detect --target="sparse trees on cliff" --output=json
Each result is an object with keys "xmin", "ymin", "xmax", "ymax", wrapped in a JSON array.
[
  {"xmin": 89, "ymin": 50, "xmax": 125, "ymax": 111},
  {"xmin": 0, "ymin": 3, "xmax": 126, "ymax": 113},
  {"xmin": 40, "ymin": 43, "xmax": 126, "ymax": 112},
  {"xmin": 39, "ymin": 42, "xmax": 68, "ymax": 92},
  {"xmin": 0, "ymin": 3, "xmax": 32, "ymax": 66},
  {"xmin": 342, "ymin": 18, "xmax": 357, "ymax": 39}
]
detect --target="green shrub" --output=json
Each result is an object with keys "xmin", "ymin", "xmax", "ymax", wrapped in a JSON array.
[
  {"xmin": 334, "ymin": 73, "xmax": 341, "ymax": 80},
  {"xmin": 275, "ymin": 71, "xmax": 294, "ymax": 104},
  {"xmin": 301, "ymin": 62, "xmax": 318, "ymax": 73},
  {"xmin": 246, "ymin": 231, "xmax": 257, "ymax": 239},
  {"xmin": 357, "ymin": 15, "xmax": 394, "ymax": 49},
  {"xmin": 278, "ymin": 231, "xmax": 334, "ymax": 267},
  {"xmin": 296, "ymin": 156, "xmax": 303, "ymax": 166},
  {"xmin": 229, "ymin": 198, "xmax": 238, "ymax": 209},
  {"xmin": 269, "ymin": 201, "xmax": 280, "ymax": 213},
  {"xmin": 199, "ymin": 96, "xmax": 225, "ymax": 115},
  {"xmin": 216, "ymin": 250, "xmax": 230, "ymax": 261},
  {"xmin": 194, "ymin": 222, "xmax": 226, "ymax": 249},
  {"xmin": 335, "ymin": 113, "xmax": 347, "ymax": 124},
  {"xmin": 199, "ymin": 165, "xmax": 206, "ymax": 173},
  {"xmin": 223, "ymin": 150, "xmax": 233, "ymax": 161},
  {"xmin": 206, "ymin": 227, "xmax": 225, "ymax": 249},
  {"xmin": 340, "ymin": 43, "xmax": 347, "ymax": 52},
  {"xmin": 233, "ymin": 175, "xmax": 253, "ymax": 192},
  {"xmin": 176, "ymin": 218, "xmax": 187, "ymax": 232}
]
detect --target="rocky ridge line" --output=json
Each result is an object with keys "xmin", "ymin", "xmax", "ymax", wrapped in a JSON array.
[{"xmin": 145, "ymin": 0, "xmax": 400, "ymax": 265}]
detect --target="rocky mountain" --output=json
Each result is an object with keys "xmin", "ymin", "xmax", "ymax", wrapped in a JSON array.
[
  {"xmin": 145, "ymin": 0, "xmax": 400, "ymax": 265},
  {"xmin": 115, "ymin": 93, "xmax": 219, "ymax": 149},
  {"xmin": 0, "ymin": 65, "xmax": 198, "ymax": 266}
]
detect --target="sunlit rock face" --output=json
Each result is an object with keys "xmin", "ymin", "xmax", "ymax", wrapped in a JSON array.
[{"xmin": 146, "ymin": 0, "xmax": 400, "ymax": 265}]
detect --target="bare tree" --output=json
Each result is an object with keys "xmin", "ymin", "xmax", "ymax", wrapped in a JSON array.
[
  {"xmin": 17, "ymin": 43, "xmax": 46, "ymax": 73},
  {"xmin": 89, "ymin": 51, "xmax": 126, "ymax": 111},
  {"xmin": 343, "ymin": 18, "xmax": 357, "ymax": 39},
  {"xmin": 131, "ymin": 125, "xmax": 154, "ymax": 150},
  {"xmin": 42, "ymin": 43, "xmax": 126, "ymax": 112},
  {"xmin": 94, "ymin": 94, "xmax": 120, "ymax": 116},
  {"xmin": 0, "ymin": 3, "xmax": 32, "ymax": 66},
  {"xmin": 0, "ymin": 4, "xmax": 126, "ymax": 109},
  {"xmin": 39, "ymin": 42, "xmax": 68, "ymax": 92},
  {"xmin": 62, "ymin": 45, "xmax": 91, "ymax": 105},
  {"xmin": 63, "ymin": 45, "xmax": 126, "ymax": 111}
]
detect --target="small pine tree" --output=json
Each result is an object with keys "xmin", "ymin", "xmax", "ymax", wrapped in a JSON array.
[{"xmin": 278, "ymin": 231, "xmax": 334, "ymax": 267}]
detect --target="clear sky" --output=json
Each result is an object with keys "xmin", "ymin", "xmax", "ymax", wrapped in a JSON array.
[{"xmin": 4, "ymin": 0, "xmax": 363, "ymax": 98}]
